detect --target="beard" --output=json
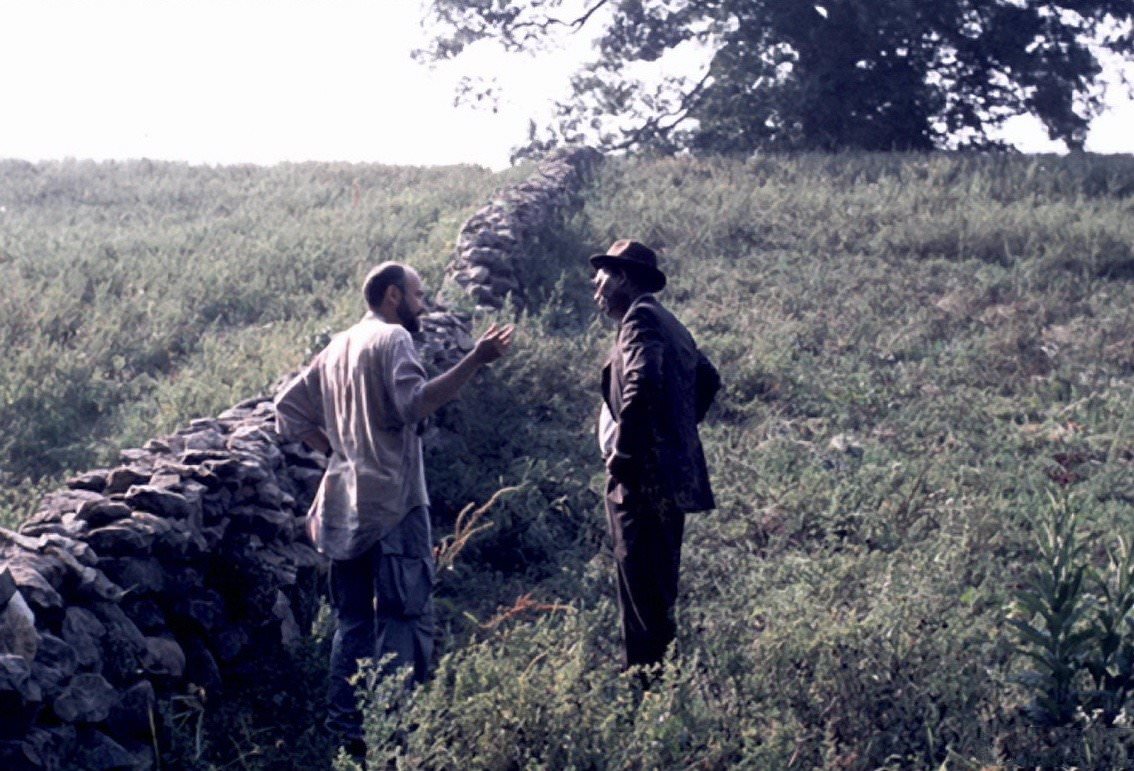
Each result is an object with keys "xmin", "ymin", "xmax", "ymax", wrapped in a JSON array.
[{"xmin": 397, "ymin": 296, "xmax": 421, "ymax": 333}]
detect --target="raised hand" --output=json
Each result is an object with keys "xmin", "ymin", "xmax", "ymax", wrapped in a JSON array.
[{"xmin": 473, "ymin": 322, "xmax": 515, "ymax": 365}]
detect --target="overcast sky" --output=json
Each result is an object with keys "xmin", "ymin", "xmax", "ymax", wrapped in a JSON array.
[{"xmin": 1, "ymin": 0, "xmax": 1130, "ymax": 171}]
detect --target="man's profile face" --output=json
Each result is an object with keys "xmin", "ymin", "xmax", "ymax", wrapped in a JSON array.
[
  {"xmin": 396, "ymin": 269, "xmax": 427, "ymax": 333},
  {"xmin": 592, "ymin": 267, "xmax": 627, "ymax": 319}
]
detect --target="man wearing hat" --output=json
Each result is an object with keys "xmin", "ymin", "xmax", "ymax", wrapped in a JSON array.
[{"xmin": 591, "ymin": 239, "xmax": 721, "ymax": 671}]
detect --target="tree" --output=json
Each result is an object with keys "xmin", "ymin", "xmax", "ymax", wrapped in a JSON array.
[{"xmin": 417, "ymin": 0, "xmax": 1133, "ymax": 156}]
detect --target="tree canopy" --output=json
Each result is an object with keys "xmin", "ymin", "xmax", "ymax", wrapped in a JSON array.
[{"xmin": 418, "ymin": 0, "xmax": 1133, "ymax": 156}]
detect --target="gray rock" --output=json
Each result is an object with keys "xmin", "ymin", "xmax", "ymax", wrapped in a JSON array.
[
  {"xmin": 17, "ymin": 518, "xmax": 89, "ymax": 539},
  {"xmin": 235, "ymin": 458, "xmax": 272, "ymax": 484},
  {"xmin": 13, "ymin": 725, "xmax": 77, "ymax": 770},
  {"xmin": 154, "ymin": 518, "xmax": 208, "ymax": 559},
  {"xmin": 180, "ymin": 427, "xmax": 226, "ymax": 452},
  {"xmin": 466, "ymin": 247, "xmax": 508, "ymax": 270},
  {"xmin": 85, "ymin": 522, "xmax": 154, "ymax": 556},
  {"xmin": 5, "ymin": 561, "xmax": 62, "ymax": 611},
  {"xmin": 120, "ymin": 598, "xmax": 165, "ymax": 634},
  {"xmin": 274, "ymin": 591, "xmax": 301, "ymax": 648},
  {"xmin": 490, "ymin": 274, "xmax": 521, "ymax": 293},
  {"xmin": 66, "ymin": 469, "xmax": 109, "ymax": 492},
  {"xmin": 286, "ymin": 466, "xmax": 325, "ymax": 500},
  {"xmin": 469, "ymin": 284, "xmax": 499, "ymax": 305},
  {"xmin": 0, "ymin": 653, "xmax": 40, "ymax": 702},
  {"xmin": 279, "ymin": 442, "xmax": 327, "ymax": 469},
  {"xmin": 37, "ymin": 531, "xmax": 98, "ymax": 565},
  {"xmin": 142, "ymin": 636, "xmax": 185, "ymax": 677},
  {"xmin": 231, "ymin": 502, "xmax": 293, "ymax": 538},
  {"xmin": 172, "ymin": 588, "xmax": 225, "ymax": 631},
  {"xmin": 72, "ymin": 727, "xmax": 136, "ymax": 770},
  {"xmin": 76, "ymin": 499, "xmax": 133, "ymax": 528},
  {"xmin": 119, "ymin": 448, "xmax": 155, "ymax": 465},
  {"xmin": 143, "ymin": 435, "xmax": 182, "ymax": 455},
  {"xmin": 31, "ymin": 634, "xmax": 78, "ymax": 701},
  {"xmin": 148, "ymin": 471, "xmax": 182, "ymax": 489},
  {"xmin": 22, "ymin": 489, "xmax": 105, "ymax": 527},
  {"xmin": 124, "ymin": 485, "xmax": 196, "ymax": 520},
  {"xmin": 213, "ymin": 624, "xmax": 249, "ymax": 662},
  {"xmin": 464, "ymin": 265, "xmax": 491, "ymax": 283},
  {"xmin": 105, "ymin": 680, "xmax": 156, "ymax": 743},
  {"xmin": 53, "ymin": 672, "xmax": 117, "ymax": 723},
  {"xmin": 255, "ymin": 479, "xmax": 288, "ymax": 508},
  {"xmin": 181, "ymin": 636, "xmax": 221, "ymax": 695},
  {"xmin": 91, "ymin": 603, "xmax": 146, "ymax": 684},
  {"xmin": 98, "ymin": 557, "xmax": 164, "ymax": 594},
  {"xmin": 182, "ymin": 449, "xmax": 234, "ymax": 467},
  {"xmin": 62, "ymin": 606, "xmax": 107, "ymax": 669},
  {"xmin": 165, "ymin": 567, "xmax": 203, "ymax": 596},
  {"xmin": 40, "ymin": 540, "xmax": 123, "ymax": 603},
  {"xmin": 105, "ymin": 465, "xmax": 153, "ymax": 495},
  {"xmin": 0, "ymin": 567, "xmax": 15, "ymax": 608}
]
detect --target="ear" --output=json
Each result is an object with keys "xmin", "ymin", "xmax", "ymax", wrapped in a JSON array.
[{"xmin": 384, "ymin": 283, "xmax": 403, "ymax": 306}]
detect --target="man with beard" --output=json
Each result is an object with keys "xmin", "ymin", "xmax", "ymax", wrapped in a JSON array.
[
  {"xmin": 591, "ymin": 240, "xmax": 720, "ymax": 674},
  {"xmin": 274, "ymin": 262, "xmax": 514, "ymax": 755}
]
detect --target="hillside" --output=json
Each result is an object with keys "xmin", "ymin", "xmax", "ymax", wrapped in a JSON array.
[{"xmin": 3, "ymin": 152, "xmax": 1134, "ymax": 769}]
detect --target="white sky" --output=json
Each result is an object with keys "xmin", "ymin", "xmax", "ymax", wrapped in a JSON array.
[{"xmin": 0, "ymin": 0, "xmax": 1130, "ymax": 171}]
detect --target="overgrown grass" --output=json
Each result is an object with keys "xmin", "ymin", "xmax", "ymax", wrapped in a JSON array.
[
  {"xmin": 4, "ymin": 152, "xmax": 1134, "ymax": 768},
  {"xmin": 0, "ymin": 158, "xmax": 505, "ymax": 527},
  {"xmin": 350, "ymin": 152, "xmax": 1134, "ymax": 769}
]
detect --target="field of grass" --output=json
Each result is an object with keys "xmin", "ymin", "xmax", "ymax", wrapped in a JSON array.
[
  {"xmin": 3, "ymin": 152, "xmax": 1134, "ymax": 769},
  {"xmin": 0, "ymin": 158, "xmax": 512, "ymax": 526}
]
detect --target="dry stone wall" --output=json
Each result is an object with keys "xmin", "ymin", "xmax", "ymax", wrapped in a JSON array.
[
  {"xmin": 0, "ymin": 399, "xmax": 326, "ymax": 770},
  {"xmin": 0, "ymin": 147, "xmax": 601, "ymax": 769},
  {"xmin": 441, "ymin": 146, "xmax": 603, "ymax": 314}
]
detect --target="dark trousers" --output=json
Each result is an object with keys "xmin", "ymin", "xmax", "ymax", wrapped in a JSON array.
[
  {"xmin": 605, "ymin": 477, "xmax": 686, "ymax": 669},
  {"xmin": 326, "ymin": 506, "xmax": 435, "ymax": 741}
]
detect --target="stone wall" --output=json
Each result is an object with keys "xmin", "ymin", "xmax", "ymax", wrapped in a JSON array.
[
  {"xmin": 440, "ymin": 146, "xmax": 603, "ymax": 314},
  {"xmin": 0, "ymin": 147, "xmax": 601, "ymax": 769},
  {"xmin": 0, "ymin": 400, "xmax": 325, "ymax": 769}
]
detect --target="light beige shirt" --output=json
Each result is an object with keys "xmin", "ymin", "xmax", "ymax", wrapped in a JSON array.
[{"xmin": 274, "ymin": 313, "xmax": 429, "ymax": 560}]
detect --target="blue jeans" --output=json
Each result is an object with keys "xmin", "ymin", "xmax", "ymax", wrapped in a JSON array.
[{"xmin": 325, "ymin": 505, "xmax": 435, "ymax": 740}]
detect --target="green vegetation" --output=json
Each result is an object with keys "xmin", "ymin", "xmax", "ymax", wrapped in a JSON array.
[
  {"xmin": 4, "ymin": 152, "xmax": 1134, "ymax": 768},
  {"xmin": 0, "ymin": 158, "xmax": 504, "ymax": 526}
]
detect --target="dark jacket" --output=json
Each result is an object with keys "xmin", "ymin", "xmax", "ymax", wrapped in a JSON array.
[{"xmin": 601, "ymin": 294, "xmax": 721, "ymax": 513}]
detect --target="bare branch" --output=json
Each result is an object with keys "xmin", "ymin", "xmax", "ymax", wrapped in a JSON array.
[
  {"xmin": 514, "ymin": 0, "xmax": 611, "ymax": 32},
  {"xmin": 609, "ymin": 69, "xmax": 714, "ymax": 152}
]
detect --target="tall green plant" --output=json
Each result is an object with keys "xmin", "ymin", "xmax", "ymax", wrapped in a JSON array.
[
  {"xmin": 1086, "ymin": 534, "xmax": 1134, "ymax": 724},
  {"xmin": 1010, "ymin": 492, "xmax": 1095, "ymax": 726}
]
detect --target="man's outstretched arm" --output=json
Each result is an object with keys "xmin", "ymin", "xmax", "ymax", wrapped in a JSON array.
[{"xmin": 418, "ymin": 322, "xmax": 515, "ymax": 418}]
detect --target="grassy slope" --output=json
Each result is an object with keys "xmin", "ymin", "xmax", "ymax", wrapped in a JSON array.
[
  {"xmin": 0, "ymin": 158, "xmax": 509, "ymax": 526},
  {"xmin": 361, "ymin": 152, "xmax": 1134, "ymax": 770},
  {"xmin": 3, "ymin": 153, "xmax": 1134, "ymax": 769}
]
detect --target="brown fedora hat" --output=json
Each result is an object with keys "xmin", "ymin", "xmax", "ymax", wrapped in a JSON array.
[{"xmin": 589, "ymin": 239, "xmax": 666, "ymax": 292}]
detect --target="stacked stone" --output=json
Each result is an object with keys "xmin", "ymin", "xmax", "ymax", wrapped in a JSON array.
[
  {"xmin": 0, "ymin": 398, "xmax": 325, "ymax": 769},
  {"xmin": 443, "ymin": 146, "xmax": 603, "ymax": 313}
]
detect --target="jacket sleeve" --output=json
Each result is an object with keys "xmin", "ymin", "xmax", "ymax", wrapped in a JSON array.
[
  {"xmin": 274, "ymin": 358, "xmax": 325, "ymax": 443},
  {"xmin": 694, "ymin": 350, "xmax": 721, "ymax": 423},
  {"xmin": 611, "ymin": 305, "xmax": 664, "ymax": 471}
]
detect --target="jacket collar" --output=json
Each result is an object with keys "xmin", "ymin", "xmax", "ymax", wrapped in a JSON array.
[{"xmin": 617, "ymin": 293, "xmax": 656, "ymax": 326}]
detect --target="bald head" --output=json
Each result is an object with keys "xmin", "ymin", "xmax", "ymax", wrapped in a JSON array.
[
  {"xmin": 364, "ymin": 262, "xmax": 426, "ymax": 332},
  {"xmin": 364, "ymin": 262, "xmax": 408, "ymax": 312}
]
